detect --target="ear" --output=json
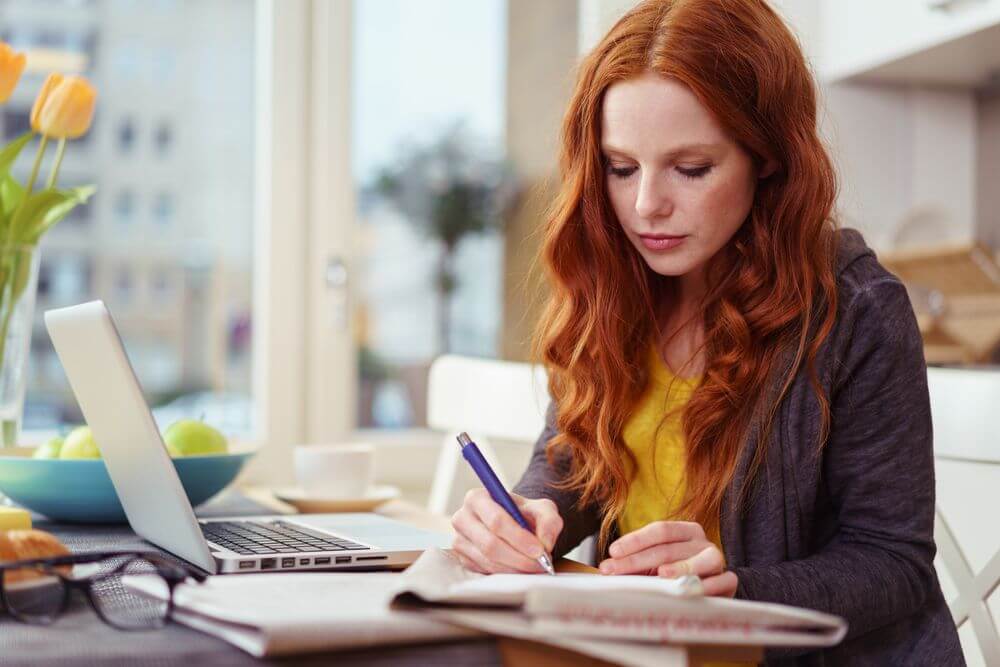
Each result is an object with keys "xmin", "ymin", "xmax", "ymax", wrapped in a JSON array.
[{"xmin": 758, "ymin": 159, "xmax": 779, "ymax": 179}]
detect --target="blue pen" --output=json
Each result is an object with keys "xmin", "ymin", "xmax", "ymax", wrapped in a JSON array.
[{"xmin": 456, "ymin": 432, "xmax": 556, "ymax": 575}]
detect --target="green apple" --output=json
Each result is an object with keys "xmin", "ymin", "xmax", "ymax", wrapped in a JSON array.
[
  {"xmin": 32, "ymin": 435, "xmax": 65, "ymax": 459},
  {"xmin": 162, "ymin": 419, "xmax": 228, "ymax": 457},
  {"xmin": 59, "ymin": 426, "xmax": 101, "ymax": 459}
]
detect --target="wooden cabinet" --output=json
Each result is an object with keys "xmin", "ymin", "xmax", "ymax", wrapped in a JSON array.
[{"xmin": 819, "ymin": 0, "xmax": 1000, "ymax": 86}]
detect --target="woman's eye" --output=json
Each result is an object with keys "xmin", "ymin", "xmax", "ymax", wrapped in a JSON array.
[
  {"xmin": 677, "ymin": 165, "xmax": 712, "ymax": 179},
  {"xmin": 607, "ymin": 164, "xmax": 637, "ymax": 179}
]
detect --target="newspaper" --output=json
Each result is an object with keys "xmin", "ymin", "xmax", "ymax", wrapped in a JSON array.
[
  {"xmin": 125, "ymin": 548, "xmax": 845, "ymax": 663},
  {"xmin": 125, "ymin": 571, "xmax": 480, "ymax": 657}
]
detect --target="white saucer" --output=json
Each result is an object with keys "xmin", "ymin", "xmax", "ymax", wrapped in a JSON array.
[{"xmin": 272, "ymin": 485, "xmax": 401, "ymax": 513}]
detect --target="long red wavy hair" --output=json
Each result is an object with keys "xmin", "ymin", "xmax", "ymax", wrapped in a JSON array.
[{"xmin": 534, "ymin": 0, "xmax": 839, "ymax": 550}]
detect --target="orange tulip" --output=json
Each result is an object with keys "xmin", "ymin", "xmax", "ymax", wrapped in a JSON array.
[
  {"xmin": 32, "ymin": 75, "xmax": 96, "ymax": 139},
  {"xmin": 0, "ymin": 43, "xmax": 26, "ymax": 104},
  {"xmin": 30, "ymin": 73, "xmax": 63, "ymax": 132}
]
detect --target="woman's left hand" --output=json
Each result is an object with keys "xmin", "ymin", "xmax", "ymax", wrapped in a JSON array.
[{"xmin": 598, "ymin": 520, "xmax": 738, "ymax": 597}]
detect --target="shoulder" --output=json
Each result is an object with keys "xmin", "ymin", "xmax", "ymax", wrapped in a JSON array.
[
  {"xmin": 833, "ymin": 227, "xmax": 903, "ymax": 303},
  {"xmin": 826, "ymin": 227, "xmax": 924, "ymax": 385}
]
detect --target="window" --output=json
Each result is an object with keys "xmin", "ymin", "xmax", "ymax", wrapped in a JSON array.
[
  {"xmin": 118, "ymin": 117, "xmax": 135, "ymax": 153},
  {"xmin": 1, "ymin": 0, "xmax": 257, "ymax": 438},
  {"xmin": 2, "ymin": 109, "xmax": 31, "ymax": 141},
  {"xmin": 152, "ymin": 191, "xmax": 174, "ymax": 226},
  {"xmin": 49, "ymin": 255, "xmax": 92, "ymax": 302},
  {"xmin": 62, "ymin": 186, "xmax": 94, "ymax": 226},
  {"xmin": 353, "ymin": 0, "xmax": 506, "ymax": 429},
  {"xmin": 150, "ymin": 268, "xmax": 173, "ymax": 304},
  {"xmin": 154, "ymin": 122, "xmax": 172, "ymax": 156},
  {"xmin": 35, "ymin": 29, "xmax": 65, "ymax": 48},
  {"xmin": 114, "ymin": 267, "xmax": 134, "ymax": 304},
  {"xmin": 114, "ymin": 189, "xmax": 134, "ymax": 224}
]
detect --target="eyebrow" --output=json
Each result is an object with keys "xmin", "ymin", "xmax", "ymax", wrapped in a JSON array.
[{"xmin": 600, "ymin": 142, "xmax": 719, "ymax": 158}]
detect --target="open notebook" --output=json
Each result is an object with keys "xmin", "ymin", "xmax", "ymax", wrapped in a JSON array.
[{"xmin": 126, "ymin": 548, "xmax": 846, "ymax": 663}]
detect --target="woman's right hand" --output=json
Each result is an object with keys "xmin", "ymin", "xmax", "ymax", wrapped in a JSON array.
[{"xmin": 450, "ymin": 488, "xmax": 564, "ymax": 574}]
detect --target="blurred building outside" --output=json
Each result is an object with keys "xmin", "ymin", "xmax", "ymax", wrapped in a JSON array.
[{"xmin": 0, "ymin": 0, "xmax": 254, "ymax": 435}]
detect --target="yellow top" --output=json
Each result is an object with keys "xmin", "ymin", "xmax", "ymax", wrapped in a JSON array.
[
  {"xmin": 619, "ymin": 349, "xmax": 751, "ymax": 666},
  {"xmin": 618, "ymin": 345, "xmax": 722, "ymax": 548}
]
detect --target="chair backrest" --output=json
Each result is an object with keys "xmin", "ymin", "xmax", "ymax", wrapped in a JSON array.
[
  {"xmin": 929, "ymin": 366, "xmax": 1000, "ymax": 666},
  {"xmin": 425, "ymin": 354, "xmax": 549, "ymax": 516},
  {"xmin": 929, "ymin": 367, "xmax": 1000, "ymax": 461}
]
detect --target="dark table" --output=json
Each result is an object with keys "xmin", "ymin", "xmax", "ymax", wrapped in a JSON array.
[{"xmin": 0, "ymin": 493, "xmax": 503, "ymax": 667}]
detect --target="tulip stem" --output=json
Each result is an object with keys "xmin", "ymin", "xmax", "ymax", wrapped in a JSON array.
[
  {"xmin": 23, "ymin": 134, "xmax": 48, "ymax": 198},
  {"xmin": 7, "ymin": 134, "xmax": 48, "ymax": 249},
  {"xmin": 46, "ymin": 138, "xmax": 66, "ymax": 190}
]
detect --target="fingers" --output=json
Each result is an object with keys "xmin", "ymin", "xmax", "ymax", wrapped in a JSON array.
[
  {"xmin": 700, "ymin": 571, "xmax": 738, "ymax": 597},
  {"xmin": 599, "ymin": 540, "xmax": 705, "ymax": 575},
  {"xmin": 608, "ymin": 521, "xmax": 703, "ymax": 558},
  {"xmin": 452, "ymin": 505, "xmax": 543, "ymax": 573},
  {"xmin": 467, "ymin": 490, "xmax": 548, "ymax": 559},
  {"xmin": 518, "ymin": 497, "xmax": 563, "ymax": 552},
  {"xmin": 450, "ymin": 489, "xmax": 555, "ymax": 574},
  {"xmin": 452, "ymin": 535, "xmax": 505, "ymax": 574},
  {"xmin": 657, "ymin": 545, "xmax": 725, "ymax": 579}
]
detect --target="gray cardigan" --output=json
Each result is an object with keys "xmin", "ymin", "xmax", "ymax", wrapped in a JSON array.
[{"xmin": 513, "ymin": 229, "xmax": 964, "ymax": 666}]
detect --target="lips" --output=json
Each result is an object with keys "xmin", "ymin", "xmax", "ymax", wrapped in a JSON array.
[{"xmin": 638, "ymin": 233, "xmax": 687, "ymax": 251}]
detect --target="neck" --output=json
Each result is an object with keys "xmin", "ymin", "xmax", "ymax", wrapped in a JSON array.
[
  {"xmin": 674, "ymin": 266, "xmax": 706, "ymax": 319},
  {"xmin": 654, "ymin": 266, "xmax": 707, "ymax": 369}
]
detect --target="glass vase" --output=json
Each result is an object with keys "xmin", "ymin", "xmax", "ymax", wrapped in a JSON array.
[{"xmin": 0, "ymin": 245, "xmax": 40, "ymax": 448}]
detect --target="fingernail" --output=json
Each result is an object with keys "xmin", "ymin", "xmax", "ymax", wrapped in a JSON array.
[
  {"xmin": 599, "ymin": 561, "xmax": 613, "ymax": 575},
  {"xmin": 609, "ymin": 544, "xmax": 621, "ymax": 558},
  {"xmin": 660, "ymin": 566, "xmax": 675, "ymax": 578}
]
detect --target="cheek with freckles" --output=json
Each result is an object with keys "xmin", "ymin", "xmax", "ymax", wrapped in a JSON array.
[
  {"xmin": 608, "ymin": 166, "xmax": 756, "ymax": 277},
  {"xmin": 686, "ymin": 171, "xmax": 755, "ymax": 253}
]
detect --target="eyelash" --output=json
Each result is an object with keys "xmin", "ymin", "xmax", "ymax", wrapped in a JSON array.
[{"xmin": 606, "ymin": 165, "xmax": 712, "ymax": 180}]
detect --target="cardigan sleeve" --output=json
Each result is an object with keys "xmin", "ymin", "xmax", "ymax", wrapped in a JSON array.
[
  {"xmin": 732, "ymin": 277, "xmax": 939, "ymax": 642},
  {"xmin": 512, "ymin": 401, "xmax": 602, "ymax": 559}
]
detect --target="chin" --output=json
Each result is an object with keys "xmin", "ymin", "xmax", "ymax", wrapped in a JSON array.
[{"xmin": 637, "ymin": 250, "xmax": 700, "ymax": 278}]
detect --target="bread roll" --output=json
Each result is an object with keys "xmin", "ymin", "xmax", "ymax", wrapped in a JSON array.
[{"xmin": 0, "ymin": 529, "xmax": 71, "ymax": 584}]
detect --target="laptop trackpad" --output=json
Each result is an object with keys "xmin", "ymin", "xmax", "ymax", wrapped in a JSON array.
[{"xmin": 290, "ymin": 513, "xmax": 452, "ymax": 550}]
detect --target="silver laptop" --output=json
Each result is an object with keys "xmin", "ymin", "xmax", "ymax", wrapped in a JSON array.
[{"xmin": 44, "ymin": 300, "xmax": 449, "ymax": 574}]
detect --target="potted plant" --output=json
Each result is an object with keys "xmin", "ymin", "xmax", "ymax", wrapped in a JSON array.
[{"xmin": 0, "ymin": 43, "xmax": 97, "ymax": 446}]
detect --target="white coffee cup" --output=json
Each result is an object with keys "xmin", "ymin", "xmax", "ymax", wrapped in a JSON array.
[{"xmin": 292, "ymin": 443, "xmax": 375, "ymax": 499}]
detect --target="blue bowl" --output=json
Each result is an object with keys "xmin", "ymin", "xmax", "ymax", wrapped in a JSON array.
[{"xmin": 0, "ymin": 448, "xmax": 255, "ymax": 524}]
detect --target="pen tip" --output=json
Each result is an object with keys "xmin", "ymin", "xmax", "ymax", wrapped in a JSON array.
[
  {"xmin": 539, "ymin": 553, "xmax": 556, "ymax": 576},
  {"xmin": 456, "ymin": 432, "xmax": 472, "ymax": 447}
]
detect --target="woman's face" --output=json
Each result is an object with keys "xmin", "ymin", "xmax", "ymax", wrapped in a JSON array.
[{"xmin": 601, "ymin": 72, "xmax": 765, "ymax": 283}]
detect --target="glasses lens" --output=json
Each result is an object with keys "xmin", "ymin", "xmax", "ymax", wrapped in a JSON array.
[
  {"xmin": 90, "ymin": 556, "xmax": 170, "ymax": 630},
  {"xmin": 2, "ymin": 566, "xmax": 65, "ymax": 623}
]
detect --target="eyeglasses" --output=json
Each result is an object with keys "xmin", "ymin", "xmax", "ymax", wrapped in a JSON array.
[{"xmin": 0, "ymin": 550, "xmax": 206, "ymax": 631}]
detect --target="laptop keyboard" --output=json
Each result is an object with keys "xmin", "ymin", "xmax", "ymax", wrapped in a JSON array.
[{"xmin": 201, "ymin": 520, "xmax": 369, "ymax": 555}]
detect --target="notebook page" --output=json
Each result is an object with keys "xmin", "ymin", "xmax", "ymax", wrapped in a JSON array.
[
  {"xmin": 446, "ymin": 571, "xmax": 703, "ymax": 602},
  {"xmin": 396, "ymin": 548, "xmax": 702, "ymax": 607}
]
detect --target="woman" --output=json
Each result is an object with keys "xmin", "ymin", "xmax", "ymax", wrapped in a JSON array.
[{"xmin": 450, "ymin": 0, "xmax": 962, "ymax": 664}]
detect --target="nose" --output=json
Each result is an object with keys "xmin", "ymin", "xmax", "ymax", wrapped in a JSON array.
[{"xmin": 634, "ymin": 171, "xmax": 672, "ymax": 220}]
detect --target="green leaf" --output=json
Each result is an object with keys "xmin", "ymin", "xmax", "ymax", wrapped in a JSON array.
[
  {"xmin": 0, "ymin": 133, "xmax": 34, "ymax": 180},
  {"xmin": 8, "ymin": 190, "xmax": 67, "ymax": 243},
  {"xmin": 22, "ymin": 185, "xmax": 96, "ymax": 243},
  {"xmin": 1, "ymin": 175, "xmax": 24, "ymax": 219}
]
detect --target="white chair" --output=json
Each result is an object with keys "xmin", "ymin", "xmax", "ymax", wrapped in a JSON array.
[
  {"xmin": 929, "ymin": 366, "xmax": 1000, "ymax": 666},
  {"xmin": 426, "ymin": 354, "xmax": 550, "ymax": 517},
  {"xmin": 426, "ymin": 354, "xmax": 601, "ymax": 565}
]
